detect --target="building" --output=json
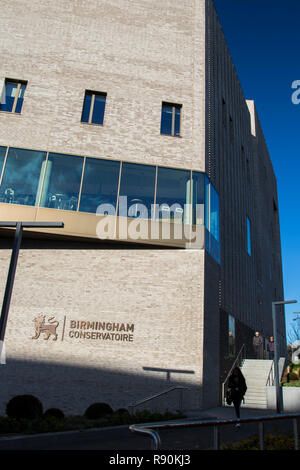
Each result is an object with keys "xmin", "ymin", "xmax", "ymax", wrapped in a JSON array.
[{"xmin": 0, "ymin": 0, "xmax": 285, "ymax": 414}]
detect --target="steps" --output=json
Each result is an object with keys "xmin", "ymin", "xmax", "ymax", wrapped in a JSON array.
[{"xmin": 240, "ymin": 359, "xmax": 273, "ymax": 409}]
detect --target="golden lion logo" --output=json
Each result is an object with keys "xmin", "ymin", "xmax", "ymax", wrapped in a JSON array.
[{"xmin": 32, "ymin": 315, "xmax": 59, "ymax": 341}]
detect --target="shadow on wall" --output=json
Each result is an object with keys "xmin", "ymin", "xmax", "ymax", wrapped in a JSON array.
[{"xmin": 0, "ymin": 358, "xmax": 199, "ymax": 416}]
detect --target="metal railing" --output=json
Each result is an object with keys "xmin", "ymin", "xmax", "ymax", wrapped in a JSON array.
[
  {"xmin": 128, "ymin": 386, "xmax": 190, "ymax": 415},
  {"xmin": 130, "ymin": 412, "xmax": 300, "ymax": 450},
  {"xmin": 266, "ymin": 360, "xmax": 275, "ymax": 386},
  {"xmin": 222, "ymin": 344, "xmax": 246, "ymax": 405}
]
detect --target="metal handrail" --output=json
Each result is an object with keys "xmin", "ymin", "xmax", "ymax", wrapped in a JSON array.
[
  {"xmin": 129, "ymin": 412, "xmax": 300, "ymax": 450},
  {"xmin": 128, "ymin": 386, "xmax": 190, "ymax": 415},
  {"xmin": 266, "ymin": 360, "xmax": 275, "ymax": 386},
  {"xmin": 222, "ymin": 343, "xmax": 246, "ymax": 405}
]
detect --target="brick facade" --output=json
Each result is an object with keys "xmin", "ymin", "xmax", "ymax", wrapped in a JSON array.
[{"xmin": 0, "ymin": 0, "xmax": 285, "ymax": 414}]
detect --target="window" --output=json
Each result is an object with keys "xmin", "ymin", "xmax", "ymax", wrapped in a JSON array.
[
  {"xmin": 247, "ymin": 216, "xmax": 252, "ymax": 255},
  {"xmin": 118, "ymin": 163, "xmax": 156, "ymax": 219},
  {"xmin": 0, "ymin": 147, "xmax": 46, "ymax": 205},
  {"xmin": 160, "ymin": 102, "xmax": 182, "ymax": 136},
  {"xmin": 228, "ymin": 314, "xmax": 236, "ymax": 358},
  {"xmin": 0, "ymin": 79, "xmax": 27, "ymax": 113},
  {"xmin": 40, "ymin": 153, "xmax": 84, "ymax": 211},
  {"xmin": 79, "ymin": 158, "xmax": 120, "ymax": 214},
  {"xmin": 155, "ymin": 167, "xmax": 190, "ymax": 223},
  {"xmin": 205, "ymin": 178, "xmax": 220, "ymax": 242},
  {"xmin": 204, "ymin": 177, "xmax": 220, "ymax": 263},
  {"xmin": 192, "ymin": 171, "xmax": 205, "ymax": 225},
  {"xmin": 81, "ymin": 90, "xmax": 106, "ymax": 125}
]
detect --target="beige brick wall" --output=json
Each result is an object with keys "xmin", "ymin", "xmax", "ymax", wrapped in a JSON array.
[
  {"xmin": 0, "ymin": 245, "xmax": 205, "ymax": 414},
  {"xmin": 0, "ymin": 0, "xmax": 206, "ymax": 172}
]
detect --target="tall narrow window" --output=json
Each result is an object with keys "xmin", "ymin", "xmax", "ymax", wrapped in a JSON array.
[
  {"xmin": 160, "ymin": 102, "xmax": 182, "ymax": 136},
  {"xmin": 228, "ymin": 314, "xmax": 236, "ymax": 358},
  {"xmin": 247, "ymin": 216, "xmax": 252, "ymax": 256},
  {"xmin": 81, "ymin": 90, "xmax": 107, "ymax": 125},
  {"xmin": 0, "ymin": 79, "xmax": 27, "ymax": 114}
]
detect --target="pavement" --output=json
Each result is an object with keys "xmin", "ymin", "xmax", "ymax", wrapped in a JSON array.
[{"xmin": 0, "ymin": 405, "xmax": 296, "ymax": 451}]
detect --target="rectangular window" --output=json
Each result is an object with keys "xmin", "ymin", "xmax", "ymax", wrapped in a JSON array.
[
  {"xmin": 160, "ymin": 102, "xmax": 182, "ymax": 137},
  {"xmin": 118, "ymin": 162, "xmax": 156, "ymax": 219},
  {"xmin": 155, "ymin": 167, "xmax": 190, "ymax": 223},
  {"xmin": 247, "ymin": 216, "xmax": 252, "ymax": 255},
  {"xmin": 228, "ymin": 314, "xmax": 236, "ymax": 358},
  {"xmin": 0, "ymin": 147, "xmax": 46, "ymax": 205},
  {"xmin": 79, "ymin": 157, "xmax": 120, "ymax": 214},
  {"xmin": 204, "ymin": 177, "xmax": 220, "ymax": 263},
  {"xmin": 81, "ymin": 90, "xmax": 106, "ymax": 125},
  {"xmin": 0, "ymin": 79, "xmax": 27, "ymax": 113},
  {"xmin": 40, "ymin": 153, "xmax": 84, "ymax": 211}
]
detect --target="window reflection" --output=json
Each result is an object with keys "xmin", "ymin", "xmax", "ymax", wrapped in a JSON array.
[
  {"xmin": 0, "ymin": 145, "xmax": 221, "ymax": 256},
  {"xmin": 156, "ymin": 167, "xmax": 191, "ymax": 223},
  {"xmin": 79, "ymin": 158, "xmax": 120, "ymax": 214},
  {"xmin": 40, "ymin": 153, "xmax": 84, "ymax": 211},
  {"xmin": 247, "ymin": 216, "xmax": 251, "ymax": 255},
  {"xmin": 0, "ymin": 147, "xmax": 46, "ymax": 205},
  {"xmin": 160, "ymin": 103, "xmax": 181, "ymax": 137},
  {"xmin": 228, "ymin": 314, "xmax": 236, "ymax": 358},
  {"xmin": 118, "ymin": 162, "xmax": 156, "ymax": 219},
  {"xmin": 204, "ymin": 177, "xmax": 220, "ymax": 263},
  {"xmin": 210, "ymin": 185, "xmax": 220, "ymax": 242},
  {"xmin": 0, "ymin": 81, "xmax": 27, "ymax": 113},
  {"xmin": 81, "ymin": 91, "xmax": 106, "ymax": 125}
]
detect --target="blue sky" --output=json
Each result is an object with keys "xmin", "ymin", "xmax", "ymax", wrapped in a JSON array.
[{"xmin": 213, "ymin": 0, "xmax": 300, "ymax": 340}]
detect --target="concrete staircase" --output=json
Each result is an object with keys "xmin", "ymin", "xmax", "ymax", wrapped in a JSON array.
[{"xmin": 240, "ymin": 359, "xmax": 273, "ymax": 409}]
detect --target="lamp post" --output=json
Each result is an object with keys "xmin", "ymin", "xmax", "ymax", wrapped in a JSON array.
[
  {"xmin": 272, "ymin": 300, "xmax": 297, "ymax": 413},
  {"xmin": 0, "ymin": 222, "xmax": 64, "ymax": 362}
]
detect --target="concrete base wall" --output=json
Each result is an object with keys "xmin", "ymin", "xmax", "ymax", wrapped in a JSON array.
[{"xmin": 267, "ymin": 386, "xmax": 300, "ymax": 412}]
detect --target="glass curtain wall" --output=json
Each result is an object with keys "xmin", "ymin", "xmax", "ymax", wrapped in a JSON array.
[
  {"xmin": 204, "ymin": 176, "xmax": 220, "ymax": 263},
  {"xmin": 79, "ymin": 158, "xmax": 120, "ymax": 214},
  {"xmin": 192, "ymin": 171, "xmax": 205, "ymax": 225},
  {"xmin": 0, "ymin": 147, "xmax": 47, "ymax": 205},
  {"xmin": 40, "ymin": 153, "xmax": 84, "ymax": 210},
  {"xmin": 156, "ymin": 167, "xmax": 191, "ymax": 223},
  {"xmin": 118, "ymin": 162, "xmax": 156, "ymax": 219},
  {"xmin": 0, "ymin": 146, "xmax": 220, "ymax": 260}
]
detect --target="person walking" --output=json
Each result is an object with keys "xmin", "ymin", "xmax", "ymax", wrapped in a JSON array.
[
  {"xmin": 267, "ymin": 336, "xmax": 275, "ymax": 360},
  {"xmin": 253, "ymin": 331, "xmax": 263, "ymax": 359},
  {"xmin": 227, "ymin": 366, "xmax": 247, "ymax": 427}
]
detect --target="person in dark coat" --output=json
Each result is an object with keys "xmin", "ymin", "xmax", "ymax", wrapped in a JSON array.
[
  {"xmin": 227, "ymin": 367, "xmax": 247, "ymax": 426},
  {"xmin": 267, "ymin": 336, "xmax": 275, "ymax": 360},
  {"xmin": 253, "ymin": 331, "xmax": 264, "ymax": 359}
]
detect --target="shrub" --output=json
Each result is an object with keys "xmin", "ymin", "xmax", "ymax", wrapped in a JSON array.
[
  {"xmin": 288, "ymin": 372, "xmax": 299, "ymax": 381},
  {"xmin": 222, "ymin": 433, "xmax": 295, "ymax": 450},
  {"xmin": 114, "ymin": 408, "xmax": 129, "ymax": 415},
  {"xmin": 283, "ymin": 381, "xmax": 300, "ymax": 387},
  {"xmin": 84, "ymin": 402, "xmax": 114, "ymax": 420},
  {"xmin": 44, "ymin": 408, "xmax": 65, "ymax": 420},
  {"xmin": 6, "ymin": 395, "xmax": 43, "ymax": 421}
]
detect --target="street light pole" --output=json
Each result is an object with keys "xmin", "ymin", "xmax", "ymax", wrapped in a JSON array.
[
  {"xmin": 272, "ymin": 300, "xmax": 297, "ymax": 413},
  {"xmin": 0, "ymin": 222, "xmax": 64, "ymax": 362}
]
